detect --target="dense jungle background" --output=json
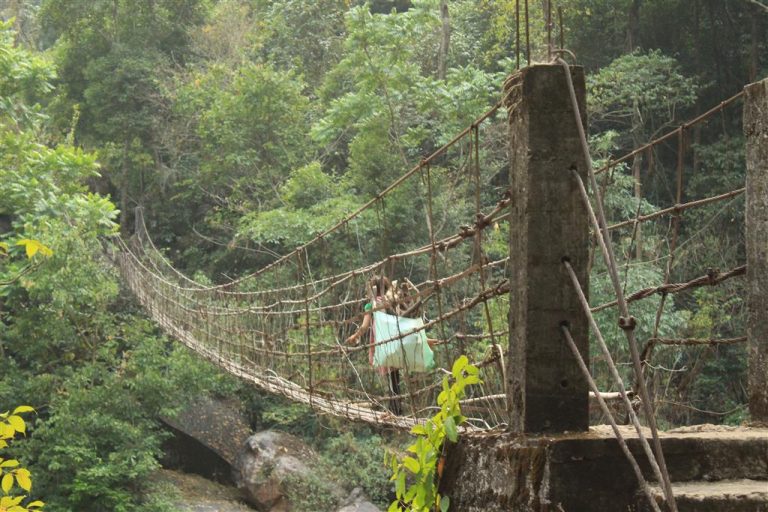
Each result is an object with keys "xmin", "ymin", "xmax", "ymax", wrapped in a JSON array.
[{"xmin": 0, "ymin": 0, "xmax": 766, "ymax": 509}]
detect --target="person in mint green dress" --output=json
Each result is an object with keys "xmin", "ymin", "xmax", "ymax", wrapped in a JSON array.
[{"xmin": 346, "ymin": 275, "xmax": 402, "ymax": 415}]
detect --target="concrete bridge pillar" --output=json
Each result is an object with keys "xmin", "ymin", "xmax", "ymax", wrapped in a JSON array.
[
  {"xmin": 745, "ymin": 77, "xmax": 768, "ymax": 424},
  {"xmin": 504, "ymin": 65, "xmax": 590, "ymax": 433}
]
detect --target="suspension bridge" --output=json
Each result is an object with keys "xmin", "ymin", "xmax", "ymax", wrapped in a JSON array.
[{"xmin": 113, "ymin": 61, "xmax": 768, "ymax": 511}]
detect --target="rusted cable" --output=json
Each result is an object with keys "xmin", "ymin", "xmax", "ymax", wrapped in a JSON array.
[
  {"xmin": 595, "ymin": 91, "xmax": 745, "ymax": 176},
  {"xmin": 562, "ymin": 260, "xmax": 666, "ymax": 490},
  {"xmin": 607, "ymin": 188, "xmax": 745, "ymax": 231},
  {"xmin": 590, "ymin": 265, "xmax": 746, "ymax": 313}
]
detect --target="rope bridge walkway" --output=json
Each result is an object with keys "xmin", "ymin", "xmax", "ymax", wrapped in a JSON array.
[{"xmin": 112, "ymin": 65, "xmax": 749, "ymax": 456}]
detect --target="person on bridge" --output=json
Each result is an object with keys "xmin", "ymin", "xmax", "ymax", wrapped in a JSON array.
[{"xmin": 346, "ymin": 275, "xmax": 403, "ymax": 415}]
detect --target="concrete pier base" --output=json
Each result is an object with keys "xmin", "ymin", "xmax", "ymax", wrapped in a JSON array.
[
  {"xmin": 504, "ymin": 64, "xmax": 590, "ymax": 434},
  {"xmin": 745, "ymin": 77, "xmax": 768, "ymax": 425},
  {"xmin": 439, "ymin": 426, "xmax": 768, "ymax": 511}
]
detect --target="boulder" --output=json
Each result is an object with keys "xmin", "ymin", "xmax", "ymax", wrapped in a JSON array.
[
  {"xmin": 161, "ymin": 395, "xmax": 252, "ymax": 467},
  {"xmin": 235, "ymin": 430, "xmax": 323, "ymax": 511},
  {"xmin": 336, "ymin": 488, "xmax": 382, "ymax": 512}
]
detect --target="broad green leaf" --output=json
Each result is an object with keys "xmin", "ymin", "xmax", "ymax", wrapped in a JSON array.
[
  {"xmin": 15, "ymin": 239, "xmax": 53, "ymax": 259},
  {"xmin": 1, "ymin": 472, "xmax": 13, "ymax": 493},
  {"xmin": 440, "ymin": 495, "xmax": 451, "ymax": 512},
  {"xmin": 410, "ymin": 424, "xmax": 425, "ymax": 435},
  {"xmin": 415, "ymin": 486, "xmax": 426, "ymax": 508},
  {"xmin": 387, "ymin": 501, "xmax": 400, "ymax": 512},
  {"xmin": 451, "ymin": 355, "xmax": 469, "ymax": 379},
  {"xmin": 444, "ymin": 416, "xmax": 458, "ymax": 443},
  {"xmin": 0, "ymin": 242, "xmax": 7, "ymax": 254},
  {"xmin": 0, "ymin": 423, "xmax": 13, "ymax": 439},
  {"xmin": 463, "ymin": 375, "xmax": 481, "ymax": 386},
  {"xmin": 15, "ymin": 468, "xmax": 31, "ymax": 491},
  {"xmin": 0, "ymin": 495, "xmax": 24, "ymax": 507},
  {"xmin": 403, "ymin": 456, "xmax": 420, "ymax": 474},
  {"xmin": 7, "ymin": 416, "xmax": 25, "ymax": 434},
  {"xmin": 396, "ymin": 471, "xmax": 406, "ymax": 498}
]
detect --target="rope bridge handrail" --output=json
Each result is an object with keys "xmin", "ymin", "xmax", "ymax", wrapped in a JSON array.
[{"xmin": 590, "ymin": 264, "xmax": 746, "ymax": 313}]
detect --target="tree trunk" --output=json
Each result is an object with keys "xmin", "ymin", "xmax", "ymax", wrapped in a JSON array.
[
  {"xmin": 632, "ymin": 153, "xmax": 642, "ymax": 260},
  {"xmin": 751, "ymin": 7, "xmax": 759, "ymax": 83},
  {"xmin": 631, "ymin": 98, "xmax": 643, "ymax": 259},
  {"xmin": 437, "ymin": 1, "xmax": 450, "ymax": 80},
  {"xmin": 627, "ymin": 0, "xmax": 642, "ymax": 51}
]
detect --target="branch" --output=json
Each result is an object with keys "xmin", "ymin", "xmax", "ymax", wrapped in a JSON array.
[{"xmin": 747, "ymin": 0, "xmax": 768, "ymax": 12}]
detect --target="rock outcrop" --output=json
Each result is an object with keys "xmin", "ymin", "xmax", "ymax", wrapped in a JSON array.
[
  {"xmin": 161, "ymin": 395, "xmax": 252, "ymax": 467},
  {"xmin": 336, "ymin": 488, "xmax": 382, "ymax": 512},
  {"xmin": 234, "ymin": 430, "xmax": 331, "ymax": 511}
]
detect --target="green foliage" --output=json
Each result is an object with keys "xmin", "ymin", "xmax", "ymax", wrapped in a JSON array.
[
  {"xmin": 389, "ymin": 356, "xmax": 480, "ymax": 512},
  {"xmin": 589, "ymin": 169, "xmax": 690, "ymax": 387},
  {"xmin": 0, "ymin": 408, "xmax": 44, "ymax": 512},
  {"xmin": 0, "ymin": 2, "xmax": 759, "ymax": 508},
  {"xmin": 260, "ymin": 0, "xmax": 348, "ymax": 85},
  {"xmin": 588, "ymin": 49, "xmax": 699, "ymax": 143},
  {"xmin": 194, "ymin": 62, "xmax": 310, "ymax": 200},
  {"xmin": 39, "ymin": 0, "xmax": 208, "ymax": 231},
  {"xmin": 282, "ymin": 472, "xmax": 340, "ymax": 512},
  {"xmin": 0, "ymin": 20, "xmax": 54, "ymax": 130},
  {"xmin": 321, "ymin": 433, "xmax": 393, "ymax": 507},
  {"xmin": 11, "ymin": 320, "xmax": 242, "ymax": 512},
  {"xmin": 0, "ymin": 18, "xmax": 244, "ymax": 510}
]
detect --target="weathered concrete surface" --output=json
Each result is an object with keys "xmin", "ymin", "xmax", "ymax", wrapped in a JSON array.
[
  {"xmin": 745, "ymin": 77, "xmax": 768, "ymax": 424},
  {"xmin": 439, "ymin": 425, "xmax": 768, "ymax": 511},
  {"xmin": 504, "ymin": 64, "xmax": 590, "ymax": 433},
  {"xmin": 644, "ymin": 480, "xmax": 768, "ymax": 512}
]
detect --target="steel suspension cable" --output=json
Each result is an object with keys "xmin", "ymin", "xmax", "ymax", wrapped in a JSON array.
[
  {"xmin": 558, "ymin": 58, "xmax": 678, "ymax": 512},
  {"xmin": 560, "ymin": 325, "xmax": 663, "ymax": 512}
]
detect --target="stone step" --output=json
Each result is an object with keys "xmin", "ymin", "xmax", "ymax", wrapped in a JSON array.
[
  {"xmin": 593, "ymin": 424, "xmax": 768, "ymax": 483},
  {"xmin": 640, "ymin": 479, "xmax": 768, "ymax": 512}
]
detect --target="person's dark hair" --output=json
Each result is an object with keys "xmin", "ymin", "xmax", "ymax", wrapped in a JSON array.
[
  {"xmin": 369, "ymin": 275, "xmax": 391, "ymax": 297},
  {"xmin": 397, "ymin": 280, "xmax": 421, "ymax": 318}
]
